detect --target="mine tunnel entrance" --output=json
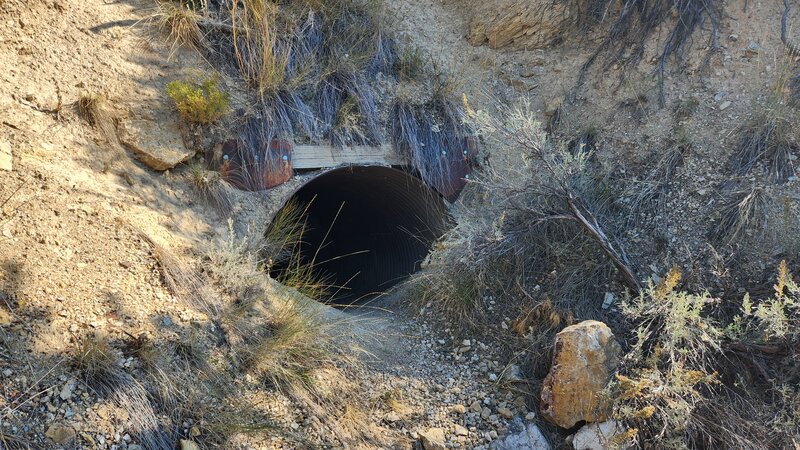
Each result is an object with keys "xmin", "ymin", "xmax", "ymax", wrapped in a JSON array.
[{"xmin": 267, "ymin": 165, "xmax": 450, "ymax": 304}]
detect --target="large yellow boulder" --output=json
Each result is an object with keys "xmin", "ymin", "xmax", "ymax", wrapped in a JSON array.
[{"xmin": 540, "ymin": 320, "xmax": 621, "ymax": 428}]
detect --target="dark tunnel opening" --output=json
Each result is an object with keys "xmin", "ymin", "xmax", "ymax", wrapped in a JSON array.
[{"xmin": 267, "ymin": 166, "xmax": 450, "ymax": 304}]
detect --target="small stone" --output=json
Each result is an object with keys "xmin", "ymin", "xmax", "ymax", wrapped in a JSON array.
[
  {"xmin": 481, "ymin": 407, "xmax": 491, "ymax": 419},
  {"xmin": 419, "ymin": 428, "xmax": 447, "ymax": 450},
  {"xmin": 80, "ymin": 432, "xmax": 96, "ymax": 446},
  {"xmin": 719, "ymin": 101, "xmax": 731, "ymax": 111},
  {"xmin": 385, "ymin": 411, "xmax": 401, "ymax": 422},
  {"xmin": 498, "ymin": 407, "xmax": 514, "ymax": 419},
  {"xmin": 118, "ymin": 116, "xmax": 193, "ymax": 171},
  {"xmin": 59, "ymin": 381, "xmax": 74, "ymax": 400},
  {"xmin": 488, "ymin": 373, "xmax": 498, "ymax": 382},
  {"xmin": 46, "ymin": 424, "xmax": 76, "ymax": 444},
  {"xmin": 470, "ymin": 401, "xmax": 482, "ymax": 412},
  {"xmin": 462, "ymin": 339, "xmax": 471, "ymax": 347},
  {"xmin": 452, "ymin": 404, "xmax": 466, "ymax": 414},
  {"xmin": 2, "ymin": 369, "xmax": 12, "ymax": 377},
  {"xmin": 454, "ymin": 424, "xmax": 469, "ymax": 436},
  {"xmin": 179, "ymin": 440, "xmax": 201, "ymax": 450},
  {"xmin": 189, "ymin": 426, "xmax": 200, "ymax": 437},
  {"xmin": 544, "ymin": 97, "xmax": 562, "ymax": 117}
]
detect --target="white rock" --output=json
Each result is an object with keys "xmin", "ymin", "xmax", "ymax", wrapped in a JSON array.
[
  {"xmin": 719, "ymin": 101, "xmax": 731, "ymax": 111},
  {"xmin": 59, "ymin": 380, "xmax": 75, "ymax": 401},
  {"xmin": 492, "ymin": 423, "xmax": 549, "ymax": 450},
  {"xmin": 573, "ymin": 421, "xmax": 627, "ymax": 450}
]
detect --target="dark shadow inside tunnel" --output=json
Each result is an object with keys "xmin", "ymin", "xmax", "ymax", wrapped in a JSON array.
[{"xmin": 267, "ymin": 165, "xmax": 450, "ymax": 304}]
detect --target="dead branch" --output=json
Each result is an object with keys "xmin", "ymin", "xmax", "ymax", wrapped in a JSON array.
[{"xmin": 566, "ymin": 192, "xmax": 643, "ymax": 293}]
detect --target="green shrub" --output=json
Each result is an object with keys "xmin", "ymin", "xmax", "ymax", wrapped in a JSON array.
[{"xmin": 166, "ymin": 77, "xmax": 230, "ymax": 124}]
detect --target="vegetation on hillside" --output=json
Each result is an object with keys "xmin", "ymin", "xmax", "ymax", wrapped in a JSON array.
[{"xmin": 155, "ymin": 0, "xmax": 475, "ymax": 192}]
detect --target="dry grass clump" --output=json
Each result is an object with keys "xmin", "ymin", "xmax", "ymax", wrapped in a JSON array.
[
  {"xmin": 263, "ymin": 200, "xmax": 333, "ymax": 301},
  {"xmin": 242, "ymin": 298, "xmax": 332, "ymax": 390},
  {"xmin": 76, "ymin": 91, "xmax": 125, "ymax": 172},
  {"xmin": 730, "ymin": 66, "xmax": 798, "ymax": 183},
  {"xmin": 390, "ymin": 78, "xmax": 473, "ymax": 189},
  {"xmin": 166, "ymin": 77, "xmax": 230, "ymax": 124},
  {"xmin": 625, "ymin": 136, "xmax": 688, "ymax": 225},
  {"xmin": 72, "ymin": 335, "xmax": 119, "ymax": 388},
  {"xmin": 153, "ymin": 0, "xmax": 204, "ymax": 55},
  {"xmin": 710, "ymin": 186, "xmax": 770, "ymax": 245},
  {"xmin": 76, "ymin": 91, "xmax": 107, "ymax": 126},
  {"xmin": 187, "ymin": 163, "xmax": 233, "ymax": 216}
]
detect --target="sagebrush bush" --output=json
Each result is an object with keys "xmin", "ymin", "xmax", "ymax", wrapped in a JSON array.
[
  {"xmin": 612, "ymin": 264, "xmax": 800, "ymax": 449},
  {"xmin": 166, "ymin": 77, "xmax": 230, "ymax": 124},
  {"xmin": 416, "ymin": 99, "xmax": 634, "ymax": 328}
]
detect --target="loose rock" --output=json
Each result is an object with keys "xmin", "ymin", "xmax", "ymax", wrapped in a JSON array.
[
  {"xmin": 45, "ymin": 424, "xmax": 76, "ymax": 444},
  {"xmin": 540, "ymin": 320, "xmax": 621, "ymax": 428},
  {"xmin": 419, "ymin": 428, "xmax": 447, "ymax": 450},
  {"xmin": 573, "ymin": 420, "xmax": 627, "ymax": 450},
  {"xmin": 493, "ymin": 422, "xmax": 550, "ymax": 450},
  {"xmin": 179, "ymin": 439, "xmax": 201, "ymax": 450},
  {"xmin": 118, "ymin": 116, "xmax": 193, "ymax": 171}
]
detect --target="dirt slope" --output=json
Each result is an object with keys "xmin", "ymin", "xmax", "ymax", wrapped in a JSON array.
[{"xmin": 0, "ymin": 1, "xmax": 541, "ymax": 449}]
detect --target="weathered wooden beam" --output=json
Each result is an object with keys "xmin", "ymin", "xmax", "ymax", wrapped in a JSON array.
[{"xmin": 291, "ymin": 144, "xmax": 405, "ymax": 169}]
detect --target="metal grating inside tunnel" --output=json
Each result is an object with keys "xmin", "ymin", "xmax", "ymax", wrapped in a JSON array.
[{"xmin": 268, "ymin": 165, "xmax": 450, "ymax": 304}]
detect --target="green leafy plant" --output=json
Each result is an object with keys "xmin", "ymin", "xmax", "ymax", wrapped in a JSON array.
[{"xmin": 166, "ymin": 77, "xmax": 230, "ymax": 124}]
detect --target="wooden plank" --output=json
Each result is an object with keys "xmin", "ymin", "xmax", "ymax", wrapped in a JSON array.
[{"xmin": 291, "ymin": 144, "xmax": 405, "ymax": 169}]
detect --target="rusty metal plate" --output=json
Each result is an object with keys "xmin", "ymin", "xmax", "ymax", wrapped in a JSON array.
[
  {"xmin": 432, "ymin": 136, "xmax": 479, "ymax": 202},
  {"xmin": 219, "ymin": 139, "xmax": 292, "ymax": 191}
]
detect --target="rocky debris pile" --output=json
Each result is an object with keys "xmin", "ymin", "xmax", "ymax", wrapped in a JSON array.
[{"xmin": 372, "ymin": 319, "xmax": 552, "ymax": 449}]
